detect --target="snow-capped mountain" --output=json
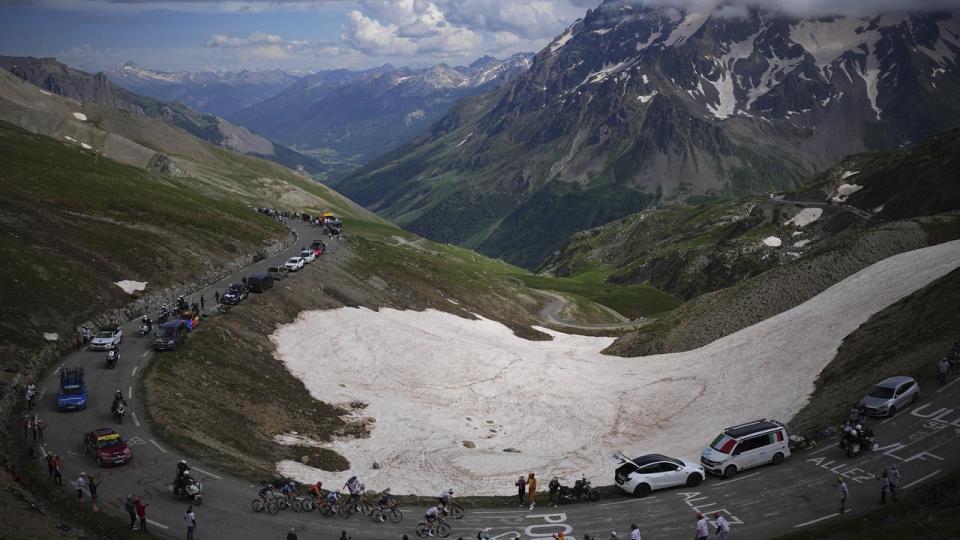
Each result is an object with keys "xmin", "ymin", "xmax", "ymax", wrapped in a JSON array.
[
  {"xmin": 339, "ymin": 2, "xmax": 960, "ymax": 268},
  {"xmin": 228, "ymin": 53, "xmax": 533, "ymax": 175},
  {"xmin": 107, "ymin": 62, "xmax": 300, "ymax": 116}
]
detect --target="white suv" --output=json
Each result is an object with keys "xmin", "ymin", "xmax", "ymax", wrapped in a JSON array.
[{"xmin": 700, "ymin": 419, "xmax": 791, "ymax": 478}]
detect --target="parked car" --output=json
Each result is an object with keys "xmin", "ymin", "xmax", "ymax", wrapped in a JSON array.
[
  {"xmin": 89, "ymin": 327, "xmax": 122, "ymax": 350},
  {"xmin": 285, "ymin": 257, "xmax": 304, "ymax": 272},
  {"xmin": 83, "ymin": 427, "xmax": 132, "ymax": 467},
  {"xmin": 310, "ymin": 240, "xmax": 326, "ymax": 256},
  {"xmin": 267, "ymin": 265, "xmax": 288, "ymax": 281},
  {"xmin": 221, "ymin": 283, "xmax": 248, "ymax": 305},
  {"xmin": 700, "ymin": 419, "xmax": 791, "ymax": 478},
  {"xmin": 860, "ymin": 376, "xmax": 920, "ymax": 417},
  {"xmin": 56, "ymin": 367, "xmax": 87, "ymax": 412},
  {"xmin": 613, "ymin": 451, "xmax": 705, "ymax": 497},
  {"xmin": 299, "ymin": 250, "xmax": 316, "ymax": 263},
  {"xmin": 153, "ymin": 320, "xmax": 187, "ymax": 351},
  {"xmin": 247, "ymin": 272, "xmax": 273, "ymax": 293}
]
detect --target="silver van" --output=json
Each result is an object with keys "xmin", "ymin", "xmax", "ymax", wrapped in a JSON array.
[{"xmin": 700, "ymin": 419, "xmax": 791, "ymax": 478}]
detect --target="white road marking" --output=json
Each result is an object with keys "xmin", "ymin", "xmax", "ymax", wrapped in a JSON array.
[
  {"xmin": 903, "ymin": 469, "xmax": 941, "ymax": 490},
  {"xmin": 132, "ymin": 366, "xmax": 139, "ymax": 377},
  {"xmin": 937, "ymin": 377, "xmax": 960, "ymax": 392},
  {"xmin": 39, "ymin": 445, "xmax": 48, "ymax": 458},
  {"xmin": 150, "ymin": 439, "xmax": 168, "ymax": 453},
  {"xmin": 793, "ymin": 510, "xmax": 847, "ymax": 528},
  {"xmin": 128, "ymin": 386, "xmax": 133, "ymax": 400},
  {"xmin": 473, "ymin": 510, "xmax": 531, "ymax": 515},
  {"xmin": 807, "ymin": 443, "xmax": 837, "ymax": 456},
  {"xmin": 131, "ymin": 412, "xmax": 141, "ymax": 427},
  {"xmin": 146, "ymin": 519, "xmax": 169, "ymax": 530},
  {"xmin": 141, "ymin": 351, "xmax": 149, "ymax": 358},
  {"xmin": 715, "ymin": 472, "xmax": 761, "ymax": 486},
  {"xmin": 192, "ymin": 466, "xmax": 223, "ymax": 480},
  {"xmin": 599, "ymin": 499, "xmax": 643, "ymax": 507}
]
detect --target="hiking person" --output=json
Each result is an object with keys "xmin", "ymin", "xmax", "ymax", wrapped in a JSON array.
[
  {"xmin": 135, "ymin": 497, "xmax": 148, "ymax": 531},
  {"xmin": 878, "ymin": 467, "xmax": 890, "ymax": 504},
  {"xmin": 630, "ymin": 523, "xmax": 641, "ymax": 540},
  {"xmin": 53, "ymin": 454, "xmax": 62, "ymax": 485},
  {"xmin": 73, "ymin": 473, "xmax": 85, "ymax": 499},
  {"xmin": 548, "ymin": 476, "xmax": 560, "ymax": 508},
  {"xmin": 184, "ymin": 506, "xmax": 196, "ymax": 540},
  {"xmin": 125, "ymin": 495, "xmax": 137, "ymax": 529},
  {"xmin": 527, "ymin": 472, "xmax": 537, "ymax": 510},
  {"xmin": 889, "ymin": 465, "xmax": 901, "ymax": 501},
  {"xmin": 515, "ymin": 475, "xmax": 527, "ymax": 508},
  {"xmin": 695, "ymin": 513, "xmax": 709, "ymax": 540},
  {"xmin": 938, "ymin": 357, "xmax": 950, "ymax": 386},
  {"xmin": 838, "ymin": 477, "xmax": 849, "ymax": 513},
  {"xmin": 714, "ymin": 512, "xmax": 730, "ymax": 540}
]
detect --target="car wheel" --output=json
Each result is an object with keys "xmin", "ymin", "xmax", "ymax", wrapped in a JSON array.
[
  {"xmin": 771, "ymin": 452, "xmax": 785, "ymax": 465},
  {"xmin": 633, "ymin": 484, "xmax": 651, "ymax": 498},
  {"xmin": 888, "ymin": 405, "xmax": 897, "ymax": 417},
  {"xmin": 686, "ymin": 473, "xmax": 703, "ymax": 487},
  {"xmin": 723, "ymin": 465, "xmax": 737, "ymax": 479},
  {"xmin": 911, "ymin": 392, "xmax": 920, "ymax": 404}
]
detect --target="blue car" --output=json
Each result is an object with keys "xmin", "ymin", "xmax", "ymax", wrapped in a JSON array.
[{"xmin": 57, "ymin": 367, "xmax": 87, "ymax": 411}]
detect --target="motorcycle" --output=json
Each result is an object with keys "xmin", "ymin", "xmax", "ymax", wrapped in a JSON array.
[
  {"xmin": 138, "ymin": 321, "xmax": 152, "ymax": 338},
  {"xmin": 157, "ymin": 307, "xmax": 169, "ymax": 324},
  {"xmin": 105, "ymin": 349, "xmax": 119, "ymax": 369},
  {"xmin": 558, "ymin": 476, "xmax": 600, "ymax": 503},
  {"xmin": 113, "ymin": 400, "xmax": 126, "ymax": 424},
  {"xmin": 838, "ymin": 425, "xmax": 876, "ymax": 457},
  {"xmin": 171, "ymin": 477, "xmax": 203, "ymax": 505}
]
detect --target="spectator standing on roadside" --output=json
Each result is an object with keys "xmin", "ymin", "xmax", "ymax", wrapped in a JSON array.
[
  {"xmin": 135, "ymin": 497, "xmax": 148, "ymax": 531},
  {"xmin": 548, "ymin": 476, "xmax": 560, "ymax": 508},
  {"xmin": 630, "ymin": 523, "xmax": 641, "ymax": 540},
  {"xmin": 184, "ymin": 506, "xmax": 196, "ymax": 540},
  {"xmin": 53, "ymin": 454, "xmax": 62, "ymax": 485},
  {"xmin": 889, "ymin": 465, "xmax": 901, "ymax": 501},
  {"xmin": 527, "ymin": 472, "xmax": 538, "ymax": 510},
  {"xmin": 714, "ymin": 513, "xmax": 730, "ymax": 540},
  {"xmin": 73, "ymin": 473, "xmax": 85, "ymax": 500},
  {"xmin": 88, "ymin": 474, "xmax": 100, "ymax": 502},
  {"xmin": 286, "ymin": 527, "xmax": 297, "ymax": 540},
  {"xmin": 838, "ymin": 477, "xmax": 849, "ymax": 513},
  {"xmin": 34, "ymin": 416, "xmax": 46, "ymax": 444},
  {"xmin": 25, "ymin": 384, "xmax": 35, "ymax": 408},
  {"xmin": 878, "ymin": 467, "xmax": 890, "ymax": 504},
  {"xmin": 552, "ymin": 530, "xmax": 565, "ymax": 540},
  {"xmin": 46, "ymin": 453, "xmax": 55, "ymax": 478},
  {"xmin": 515, "ymin": 475, "xmax": 526, "ymax": 508},
  {"xmin": 125, "ymin": 495, "xmax": 137, "ymax": 529},
  {"xmin": 938, "ymin": 357, "xmax": 950, "ymax": 386},
  {"xmin": 694, "ymin": 513, "xmax": 709, "ymax": 540},
  {"xmin": 214, "ymin": 291, "xmax": 219, "ymax": 305},
  {"xmin": 200, "ymin": 295, "xmax": 205, "ymax": 310}
]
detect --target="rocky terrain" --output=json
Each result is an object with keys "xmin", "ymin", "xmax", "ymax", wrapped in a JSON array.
[{"xmin": 340, "ymin": 4, "xmax": 960, "ymax": 268}]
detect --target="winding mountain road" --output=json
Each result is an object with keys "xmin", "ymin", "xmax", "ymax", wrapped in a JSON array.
[{"xmin": 27, "ymin": 221, "xmax": 960, "ymax": 539}]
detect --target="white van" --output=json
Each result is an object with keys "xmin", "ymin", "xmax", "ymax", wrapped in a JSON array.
[{"xmin": 700, "ymin": 419, "xmax": 791, "ymax": 478}]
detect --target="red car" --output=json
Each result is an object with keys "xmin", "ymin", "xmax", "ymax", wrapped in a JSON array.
[{"xmin": 83, "ymin": 428, "xmax": 132, "ymax": 467}]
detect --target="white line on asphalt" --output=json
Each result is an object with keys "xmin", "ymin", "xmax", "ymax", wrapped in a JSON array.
[
  {"xmin": 903, "ymin": 469, "xmax": 941, "ymax": 490},
  {"xmin": 937, "ymin": 377, "xmax": 960, "ymax": 392},
  {"xmin": 141, "ymin": 351, "xmax": 149, "ymax": 358},
  {"xmin": 715, "ymin": 472, "xmax": 760, "ymax": 486},
  {"xmin": 192, "ymin": 466, "xmax": 223, "ymax": 480},
  {"xmin": 146, "ymin": 519, "xmax": 169, "ymax": 530},
  {"xmin": 793, "ymin": 510, "xmax": 847, "ymax": 528},
  {"xmin": 128, "ymin": 386, "xmax": 133, "ymax": 400},
  {"xmin": 131, "ymin": 412, "xmax": 141, "ymax": 427},
  {"xmin": 807, "ymin": 443, "xmax": 837, "ymax": 456},
  {"xmin": 150, "ymin": 439, "xmax": 168, "ymax": 453},
  {"xmin": 38, "ymin": 445, "xmax": 48, "ymax": 458},
  {"xmin": 132, "ymin": 366, "xmax": 139, "ymax": 377},
  {"xmin": 473, "ymin": 510, "xmax": 531, "ymax": 515}
]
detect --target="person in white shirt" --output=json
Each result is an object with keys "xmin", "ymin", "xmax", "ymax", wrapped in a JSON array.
[
  {"xmin": 838, "ymin": 477, "xmax": 849, "ymax": 513},
  {"xmin": 630, "ymin": 522, "xmax": 642, "ymax": 540},
  {"xmin": 695, "ymin": 513, "xmax": 709, "ymax": 540},
  {"xmin": 889, "ymin": 465, "xmax": 901, "ymax": 500},
  {"xmin": 714, "ymin": 512, "xmax": 731, "ymax": 540}
]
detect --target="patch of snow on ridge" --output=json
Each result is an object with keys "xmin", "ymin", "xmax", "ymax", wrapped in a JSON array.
[
  {"xmin": 39, "ymin": 89, "xmax": 52, "ymax": 96},
  {"xmin": 785, "ymin": 208, "xmax": 823, "ymax": 228},
  {"xmin": 793, "ymin": 239, "xmax": 811, "ymax": 248},
  {"xmin": 80, "ymin": 143, "xmax": 92, "ymax": 150},
  {"xmin": 114, "ymin": 280, "xmax": 147, "ymax": 294},
  {"xmin": 706, "ymin": 28, "xmax": 761, "ymax": 119},
  {"xmin": 271, "ymin": 240, "xmax": 960, "ymax": 494},
  {"xmin": 550, "ymin": 26, "xmax": 575, "ymax": 53},
  {"xmin": 840, "ymin": 170, "xmax": 860, "ymax": 179},
  {"xmin": 664, "ymin": 11, "xmax": 708, "ymax": 47},
  {"xmin": 64, "ymin": 136, "xmax": 76, "ymax": 142},
  {"xmin": 830, "ymin": 183, "xmax": 863, "ymax": 203},
  {"xmin": 789, "ymin": 17, "xmax": 877, "ymax": 67},
  {"xmin": 763, "ymin": 236, "xmax": 783, "ymax": 247},
  {"xmin": 43, "ymin": 333, "xmax": 59, "ymax": 341},
  {"xmin": 637, "ymin": 90, "xmax": 658, "ymax": 103},
  {"xmin": 72, "ymin": 112, "xmax": 87, "ymax": 121}
]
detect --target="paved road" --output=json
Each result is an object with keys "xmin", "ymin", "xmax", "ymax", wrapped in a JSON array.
[{"xmin": 26, "ymin": 220, "xmax": 960, "ymax": 540}]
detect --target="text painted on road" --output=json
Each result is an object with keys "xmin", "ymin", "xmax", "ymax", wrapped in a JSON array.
[
  {"xmin": 678, "ymin": 492, "xmax": 744, "ymax": 526},
  {"xmin": 484, "ymin": 512, "xmax": 578, "ymax": 539}
]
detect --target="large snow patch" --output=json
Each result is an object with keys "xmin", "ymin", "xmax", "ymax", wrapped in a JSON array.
[
  {"xmin": 114, "ymin": 280, "xmax": 147, "ymax": 294},
  {"xmin": 271, "ymin": 240, "xmax": 960, "ymax": 494}
]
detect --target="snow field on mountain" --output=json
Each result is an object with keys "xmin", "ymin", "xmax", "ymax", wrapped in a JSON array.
[
  {"xmin": 786, "ymin": 208, "xmax": 822, "ymax": 228},
  {"xmin": 114, "ymin": 280, "xmax": 147, "ymax": 294},
  {"xmin": 273, "ymin": 242, "xmax": 960, "ymax": 494}
]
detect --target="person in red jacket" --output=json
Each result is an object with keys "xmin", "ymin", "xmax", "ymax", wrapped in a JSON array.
[{"xmin": 135, "ymin": 497, "xmax": 148, "ymax": 531}]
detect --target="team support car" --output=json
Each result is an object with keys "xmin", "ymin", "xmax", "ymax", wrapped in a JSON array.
[
  {"xmin": 220, "ymin": 283, "xmax": 248, "ymax": 305},
  {"xmin": 299, "ymin": 250, "xmax": 316, "ymax": 263},
  {"xmin": 613, "ymin": 451, "xmax": 705, "ymax": 497},
  {"xmin": 89, "ymin": 327, "xmax": 122, "ymax": 350},
  {"xmin": 701, "ymin": 419, "xmax": 791, "ymax": 478},
  {"xmin": 83, "ymin": 428, "xmax": 132, "ymax": 467},
  {"xmin": 285, "ymin": 256, "xmax": 304, "ymax": 272},
  {"xmin": 56, "ymin": 367, "xmax": 87, "ymax": 411},
  {"xmin": 859, "ymin": 376, "xmax": 920, "ymax": 417},
  {"xmin": 153, "ymin": 320, "xmax": 188, "ymax": 351}
]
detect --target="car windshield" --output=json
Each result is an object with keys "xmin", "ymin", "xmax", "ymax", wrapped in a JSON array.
[
  {"xmin": 96, "ymin": 331, "xmax": 113, "ymax": 339},
  {"xmin": 710, "ymin": 434, "xmax": 737, "ymax": 454},
  {"xmin": 868, "ymin": 386, "xmax": 896, "ymax": 399},
  {"xmin": 228, "ymin": 285, "xmax": 243, "ymax": 292},
  {"xmin": 61, "ymin": 385, "xmax": 83, "ymax": 395},
  {"xmin": 158, "ymin": 326, "xmax": 176, "ymax": 338},
  {"xmin": 287, "ymin": 258, "xmax": 299, "ymax": 264}
]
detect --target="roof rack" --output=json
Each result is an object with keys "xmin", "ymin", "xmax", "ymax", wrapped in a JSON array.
[{"xmin": 724, "ymin": 419, "xmax": 780, "ymax": 439}]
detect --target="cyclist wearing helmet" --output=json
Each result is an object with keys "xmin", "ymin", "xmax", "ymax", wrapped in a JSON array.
[
  {"xmin": 326, "ymin": 489, "xmax": 340, "ymax": 506},
  {"xmin": 308, "ymin": 480, "xmax": 323, "ymax": 499},
  {"xmin": 438, "ymin": 488, "xmax": 454, "ymax": 512},
  {"xmin": 281, "ymin": 480, "xmax": 295, "ymax": 499},
  {"xmin": 376, "ymin": 490, "xmax": 392, "ymax": 522},
  {"xmin": 424, "ymin": 505, "xmax": 441, "ymax": 535}
]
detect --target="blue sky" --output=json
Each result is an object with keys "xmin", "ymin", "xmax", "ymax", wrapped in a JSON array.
[{"xmin": 0, "ymin": 1, "xmax": 595, "ymax": 73}]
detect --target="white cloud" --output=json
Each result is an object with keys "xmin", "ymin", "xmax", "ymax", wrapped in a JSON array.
[
  {"xmin": 206, "ymin": 30, "xmax": 284, "ymax": 48},
  {"xmin": 341, "ymin": 3, "xmax": 484, "ymax": 57}
]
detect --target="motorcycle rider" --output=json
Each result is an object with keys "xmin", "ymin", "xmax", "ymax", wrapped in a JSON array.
[
  {"xmin": 176, "ymin": 460, "xmax": 190, "ymax": 481},
  {"xmin": 140, "ymin": 316, "xmax": 152, "ymax": 334},
  {"xmin": 107, "ymin": 343, "xmax": 120, "ymax": 365},
  {"xmin": 111, "ymin": 390, "xmax": 124, "ymax": 413}
]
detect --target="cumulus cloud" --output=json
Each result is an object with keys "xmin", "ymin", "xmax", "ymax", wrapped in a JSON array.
[{"xmin": 341, "ymin": 2, "xmax": 485, "ymax": 57}]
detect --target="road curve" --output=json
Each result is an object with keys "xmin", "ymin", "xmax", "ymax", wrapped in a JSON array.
[{"xmin": 28, "ymin": 220, "xmax": 960, "ymax": 540}]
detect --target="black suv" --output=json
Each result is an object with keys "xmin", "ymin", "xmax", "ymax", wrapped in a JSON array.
[{"xmin": 221, "ymin": 283, "xmax": 248, "ymax": 305}]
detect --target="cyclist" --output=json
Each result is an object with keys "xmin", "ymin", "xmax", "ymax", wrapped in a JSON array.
[
  {"xmin": 280, "ymin": 480, "xmax": 295, "ymax": 501},
  {"xmin": 376, "ymin": 491, "xmax": 392, "ymax": 522},
  {"xmin": 326, "ymin": 489, "xmax": 341, "ymax": 509},
  {"xmin": 438, "ymin": 488, "xmax": 454, "ymax": 512},
  {"xmin": 257, "ymin": 484, "xmax": 274, "ymax": 502},
  {"xmin": 308, "ymin": 480, "xmax": 323, "ymax": 500},
  {"xmin": 424, "ymin": 506, "xmax": 441, "ymax": 536}
]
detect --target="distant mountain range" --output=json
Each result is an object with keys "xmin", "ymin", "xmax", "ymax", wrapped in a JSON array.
[
  {"xmin": 0, "ymin": 56, "xmax": 322, "ymax": 174},
  {"xmin": 339, "ymin": 3, "xmax": 960, "ymax": 267},
  {"xmin": 106, "ymin": 62, "xmax": 300, "ymax": 117},
  {"xmin": 227, "ymin": 54, "xmax": 533, "ymax": 178}
]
